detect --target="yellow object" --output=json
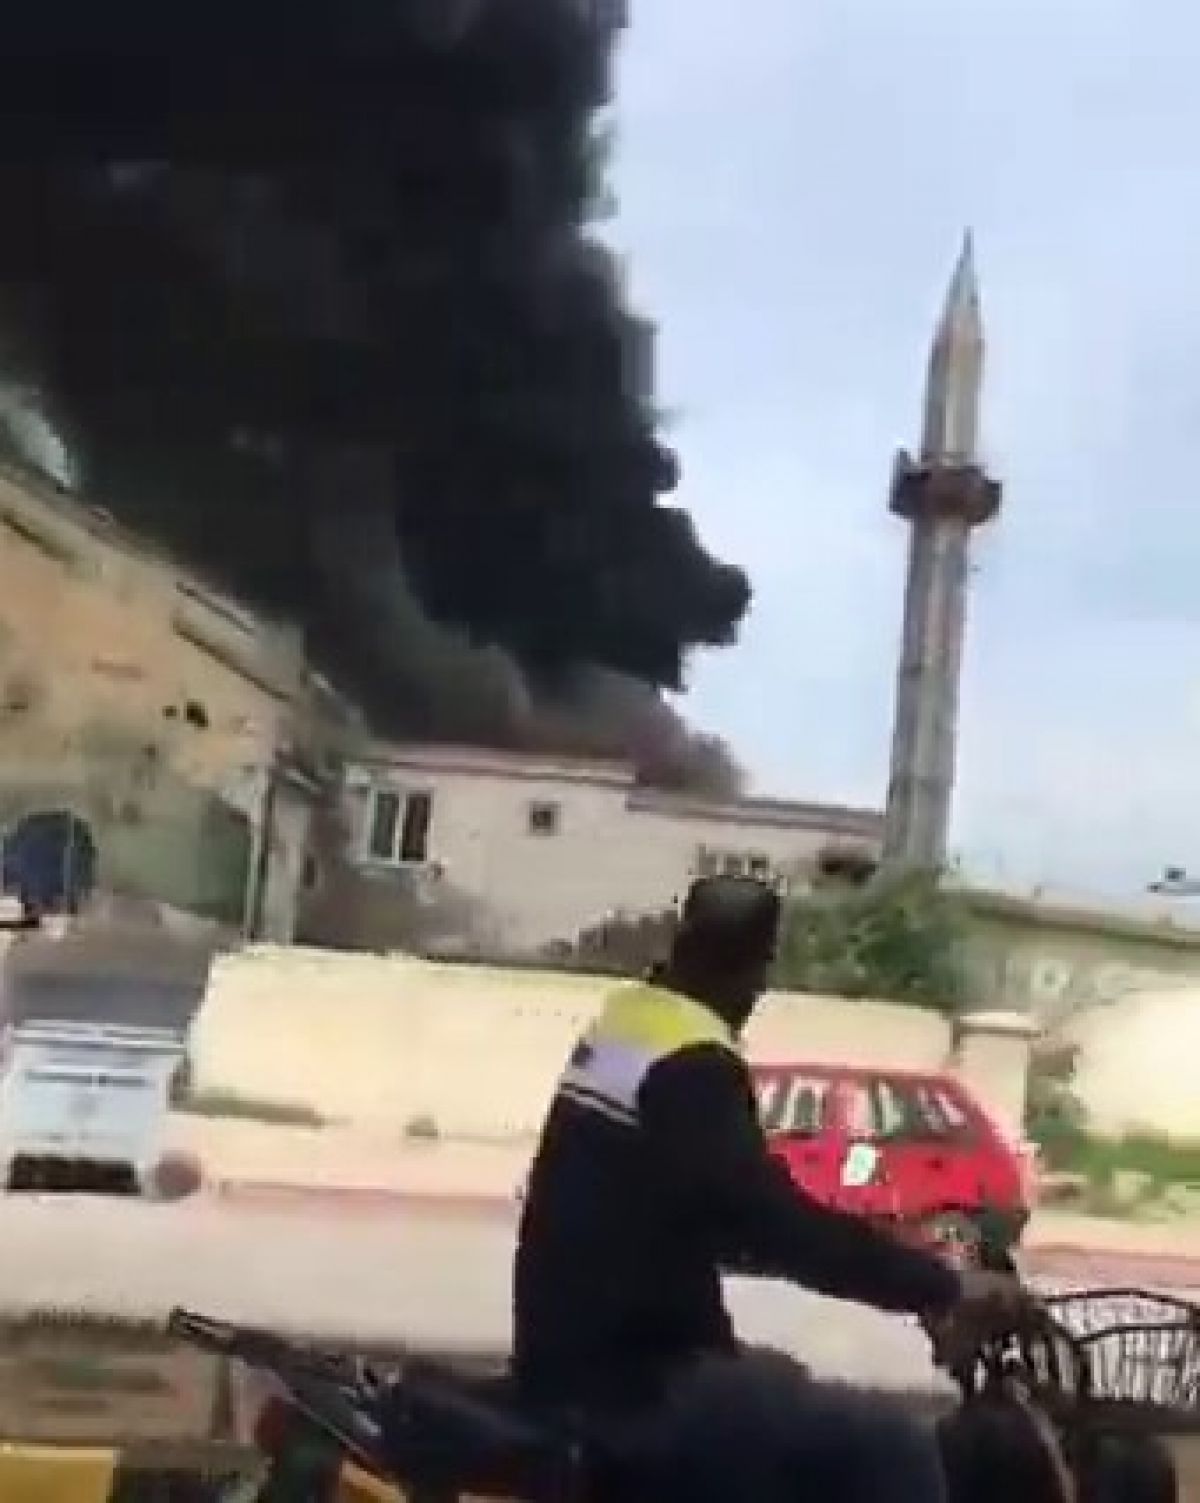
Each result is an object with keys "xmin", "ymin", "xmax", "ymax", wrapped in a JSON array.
[
  {"xmin": 0, "ymin": 1444, "xmax": 117, "ymax": 1503},
  {"xmin": 338, "ymin": 1460, "xmax": 402, "ymax": 1502},
  {"xmin": 599, "ymin": 985, "xmax": 735, "ymax": 1054},
  {"xmin": 338, "ymin": 1465, "xmax": 503, "ymax": 1503},
  {"xmin": 557, "ymin": 983, "xmax": 736, "ymax": 1125}
]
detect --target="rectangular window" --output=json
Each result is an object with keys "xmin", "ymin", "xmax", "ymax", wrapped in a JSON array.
[
  {"xmin": 527, "ymin": 800, "xmax": 561, "ymax": 837},
  {"xmin": 747, "ymin": 853, "xmax": 771, "ymax": 881},
  {"xmin": 398, "ymin": 791, "xmax": 433, "ymax": 863},
  {"xmin": 694, "ymin": 846, "xmax": 719, "ymax": 878},
  {"xmin": 367, "ymin": 788, "xmax": 433, "ymax": 863},
  {"xmin": 368, "ymin": 790, "xmax": 401, "ymax": 860}
]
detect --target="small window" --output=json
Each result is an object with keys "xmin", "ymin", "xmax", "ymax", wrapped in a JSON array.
[
  {"xmin": 694, "ymin": 846, "xmax": 719, "ymax": 878},
  {"xmin": 747, "ymin": 853, "xmax": 771, "ymax": 881},
  {"xmin": 527, "ymin": 800, "xmax": 560, "ymax": 837},
  {"xmin": 399, "ymin": 791, "xmax": 433, "ymax": 863},
  {"xmin": 720, "ymin": 852, "xmax": 746, "ymax": 877},
  {"xmin": 368, "ymin": 790, "xmax": 400, "ymax": 860}
]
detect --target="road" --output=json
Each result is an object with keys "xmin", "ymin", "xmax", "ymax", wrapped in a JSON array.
[{"xmin": 0, "ymin": 1195, "xmax": 955, "ymax": 1395}]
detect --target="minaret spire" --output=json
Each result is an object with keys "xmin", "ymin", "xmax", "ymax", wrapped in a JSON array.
[
  {"xmin": 920, "ymin": 229, "xmax": 984, "ymax": 466},
  {"xmin": 880, "ymin": 234, "xmax": 1002, "ymax": 875}
]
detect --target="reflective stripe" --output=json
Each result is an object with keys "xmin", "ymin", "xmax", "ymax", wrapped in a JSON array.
[
  {"xmin": 559, "ymin": 1083, "xmax": 638, "ymax": 1126},
  {"xmin": 556, "ymin": 984, "xmax": 734, "ymax": 1126}
]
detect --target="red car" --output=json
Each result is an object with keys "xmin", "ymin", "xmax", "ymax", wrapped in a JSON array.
[{"xmin": 752, "ymin": 1061, "xmax": 1031, "ymax": 1265}]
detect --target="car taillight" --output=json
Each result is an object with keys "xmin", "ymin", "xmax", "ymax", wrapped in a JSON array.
[{"xmin": 253, "ymin": 1395, "xmax": 295, "ymax": 1456}]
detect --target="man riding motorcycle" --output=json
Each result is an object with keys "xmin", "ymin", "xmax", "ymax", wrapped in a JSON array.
[{"xmin": 513, "ymin": 874, "xmax": 1031, "ymax": 1503}]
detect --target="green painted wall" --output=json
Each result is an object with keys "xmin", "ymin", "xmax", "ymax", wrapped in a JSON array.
[{"xmin": 960, "ymin": 890, "xmax": 1200, "ymax": 1017}]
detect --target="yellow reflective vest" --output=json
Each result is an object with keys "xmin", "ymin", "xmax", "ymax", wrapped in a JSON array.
[{"xmin": 556, "ymin": 982, "xmax": 737, "ymax": 1128}]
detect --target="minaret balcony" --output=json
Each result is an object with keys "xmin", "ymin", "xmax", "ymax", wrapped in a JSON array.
[{"xmin": 888, "ymin": 449, "xmax": 1001, "ymax": 527}]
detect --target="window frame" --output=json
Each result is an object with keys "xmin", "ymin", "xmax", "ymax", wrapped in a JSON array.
[{"xmin": 365, "ymin": 785, "xmax": 434, "ymax": 865}]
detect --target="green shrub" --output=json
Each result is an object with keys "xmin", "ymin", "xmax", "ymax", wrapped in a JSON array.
[
  {"xmin": 1029, "ymin": 1120, "xmax": 1200, "ymax": 1191},
  {"xmin": 774, "ymin": 871, "xmax": 972, "ymax": 1014}
]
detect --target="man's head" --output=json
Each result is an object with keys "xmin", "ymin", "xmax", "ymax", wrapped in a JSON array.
[{"xmin": 665, "ymin": 875, "xmax": 782, "ymax": 1031}]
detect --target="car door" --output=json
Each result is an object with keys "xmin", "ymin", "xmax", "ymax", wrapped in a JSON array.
[
  {"xmin": 829, "ymin": 1075, "xmax": 893, "ymax": 1218},
  {"xmin": 869, "ymin": 1076, "xmax": 959, "ymax": 1224}
]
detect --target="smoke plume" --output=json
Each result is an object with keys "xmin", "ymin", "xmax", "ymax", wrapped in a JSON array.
[{"xmin": 0, "ymin": 2, "xmax": 751, "ymax": 795}]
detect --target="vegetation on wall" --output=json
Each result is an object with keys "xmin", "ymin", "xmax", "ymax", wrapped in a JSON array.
[
  {"xmin": 774, "ymin": 871, "xmax": 974, "ymax": 1015},
  {"xmin": 555, "ymin": 871, "xmax": 974, "ymax": 1013},
  {"xmin": 554, "ymin": 906, "xmax": 678, "ymax": 977},
  {"xmin": 1025, "ymin": 1036, "xmax": 1200, "ymax": 1218}
]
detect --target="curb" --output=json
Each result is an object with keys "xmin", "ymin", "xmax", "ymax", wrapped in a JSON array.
[{"xmin": 212, "ymin": 1179, "xmax": 517, "ymax": 1218}]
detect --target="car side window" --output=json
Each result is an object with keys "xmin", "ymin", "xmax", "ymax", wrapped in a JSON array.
[
  {"xmin": 870, "ymin": 1078, "xmax": 946, "ymax": 1139},
  {"xmin": 843, "ymin": 1080, "xmax": 876, "ymax": 1137},
  {"xmin": 788, "ymin": 1079, "xmax": 828, "ymax": 1135},
  {"xmin": 756, "ymin": 1073, "xmax": 830, "ymax": 1136},
  {"xmin": 755, "ymin": 1075, "xmax": 789, "ymax": 1133},
  {"xmin": 925, "ymin": 1083, "xmax": 975, "ymax": 1139}
]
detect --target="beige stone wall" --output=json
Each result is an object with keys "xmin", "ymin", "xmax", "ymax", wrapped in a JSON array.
[
  {"xmin": 189, "ymin": 946, "xmax": 955, "ymax": 1136},
  {"xmin": 0, "ymin": 467, "xmax": 299, "ymax": 806},
  {"xmin": 0, "ymin": 468, "xmax": 322, "ymax": 929},
  {"xmin": 1065, "ymin": 987, "xmax": 1200, "ymax": 1138}
]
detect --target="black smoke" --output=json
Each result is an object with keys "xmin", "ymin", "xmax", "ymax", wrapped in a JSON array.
[{"xmin": 0, "ymin": 1, "xmax": 751, "ymax": 794}]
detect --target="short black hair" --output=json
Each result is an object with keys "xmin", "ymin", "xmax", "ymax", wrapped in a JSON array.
[{"xmin": 673, "ymin": 875, "xmax": 781, "ymax": 973}]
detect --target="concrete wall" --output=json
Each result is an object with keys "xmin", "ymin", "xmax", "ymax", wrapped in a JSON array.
[
  {"xmin": 1065, "ymin": 987, "xmax": 1200, "ymax": 1138},
  {"xmin": 343, "ymin": 746, "xmax": 882, "ymax": 953},
  {"xmin": 189, "ymin": 945, "xmax": 965, "ymax": 1138},
  {"xmin": 963, "ymin": 890, "xmax": 1200, "ymax": 1017}
]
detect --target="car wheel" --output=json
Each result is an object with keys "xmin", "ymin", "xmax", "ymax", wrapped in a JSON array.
[{"xmin": 922, "ymin": 1210, "xmax": 982, "ymax": 1269}]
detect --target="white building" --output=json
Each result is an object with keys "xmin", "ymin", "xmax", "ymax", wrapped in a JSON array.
[{"xmin": 342, "ymin": 743, "xmax": 882, "ymax": 953}]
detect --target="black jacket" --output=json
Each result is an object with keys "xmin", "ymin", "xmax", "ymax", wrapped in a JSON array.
[{"xmin": 513, "ymin": 1009, "xmax": 961, "ymax": 1406}]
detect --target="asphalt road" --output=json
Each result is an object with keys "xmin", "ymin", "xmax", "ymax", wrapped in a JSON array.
[{"xmin": 0, "ymin": 1196, "xmax": 954, "ymax": 1396}]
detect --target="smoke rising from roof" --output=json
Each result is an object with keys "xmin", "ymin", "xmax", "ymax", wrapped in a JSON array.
[{"xmin": 0, "ymin": 1, "xmax": 752, "ymax": 794}]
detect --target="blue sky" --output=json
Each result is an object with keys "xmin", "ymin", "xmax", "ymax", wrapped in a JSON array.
[{"xmin": 610, "ymin": 0, "xmax": 1200, "ymax": 897}]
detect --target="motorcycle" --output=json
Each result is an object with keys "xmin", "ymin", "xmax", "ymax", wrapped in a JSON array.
[{"xmin": 168, "ymin": 1278, "xmax": 1200, "ymax": 1503}]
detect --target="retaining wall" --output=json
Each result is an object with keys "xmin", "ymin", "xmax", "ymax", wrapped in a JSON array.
[{"xmin": 188, "ymin": 947, "xmax": 1031, "ymax": 1139}]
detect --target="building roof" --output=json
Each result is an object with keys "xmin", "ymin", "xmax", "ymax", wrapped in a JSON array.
[
  {"xmin": 628, "ymin": 788, "xmax": 882, "ymax": 839},
  {"xmin": 355, "ymin": 741, "xmax": 884, "ymax": 839},
  {"xmin": 353, "ymin": 740, "xmax": 635, "ymax": 790}
]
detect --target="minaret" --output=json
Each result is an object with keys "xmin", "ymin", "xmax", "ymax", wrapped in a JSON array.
[{"xmin": 880, "ymin": 233, "xmax": 1002, "ymax": 874}]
